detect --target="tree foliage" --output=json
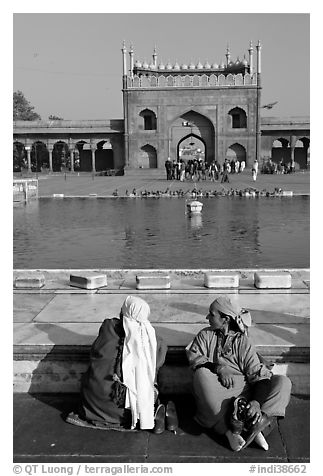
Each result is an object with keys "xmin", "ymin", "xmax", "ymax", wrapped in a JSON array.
[{"xmin": 13, "ymin": 90, "xmax": 41, "ymax": 121}]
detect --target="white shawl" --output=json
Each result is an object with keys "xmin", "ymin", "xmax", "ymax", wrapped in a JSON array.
[{"xmin": 121, "ymin": 296, "xmax": 157, "ymax": 429}]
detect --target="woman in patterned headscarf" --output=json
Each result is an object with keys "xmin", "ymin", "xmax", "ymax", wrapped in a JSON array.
[
  {"xmin": 66, "ymin": 296, "xmax": 167, "ymax": 431},
  {"xmin": 186, "ymin": 295, "xmax": 291, "ymax": 452}
]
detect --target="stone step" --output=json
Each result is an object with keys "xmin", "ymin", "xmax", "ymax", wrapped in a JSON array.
[{"xmin": 13, "ymin": 344, "xmax": 309, "ymax": 395}]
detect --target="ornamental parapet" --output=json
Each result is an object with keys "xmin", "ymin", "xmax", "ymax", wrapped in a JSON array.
[{"xmin": 127, "ymin": 73, "xmax": 257, "ymax": 89}]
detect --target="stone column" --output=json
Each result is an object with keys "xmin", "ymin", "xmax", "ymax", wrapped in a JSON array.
[
  {"xmin": 91, "ymin": 145, "xmax": 96, "ymax": 173},
  {"xmin": 70, "ymin": 148, "xmax": 74, "ymax": 172},
  {"xmin": 26, "ymin": 147, "xmax": 32, "ymax": 173},
  {"xmin": 48, "ymin": 145, "xmax": 53, "ymax": 173},
  {"xmin": 290, "ymin": 135, "xmax": 296, "ymax": 170}
]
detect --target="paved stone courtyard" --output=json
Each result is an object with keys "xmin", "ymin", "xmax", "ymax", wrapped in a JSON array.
[{"xmin": 14, "ymin": 170, "xmax": 310, "ymax": 197}]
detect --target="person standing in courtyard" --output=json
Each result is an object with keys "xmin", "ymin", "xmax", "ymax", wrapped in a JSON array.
[
  {"xmin": 240, "ymin": 159, "xmax": 245, "ymax": 173},
  {"xmin": 165, "ymin": 158, "xmax": 172, "ymax": 180},
  {"xmin": 252, "ymin": 159, "xmax": 259, "ymax": 181},
  {"xmin": 186, "ymin": 296, "xmax": 291, "ymax": 452},
  {"xmin": 221, "ymin": 160, "xmax": 230, "ymax": 183},
  {"xmin": 66, "ymin": 295, "xmax": 167, "ymax": 432}
]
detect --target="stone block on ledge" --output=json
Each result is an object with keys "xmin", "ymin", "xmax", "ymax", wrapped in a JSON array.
[
  {"xmin": 254, "ymin": 271, "xmax": 292, "ymax": 289},
  {"xmin": 204, "ymin": 271, "xmax": 239, "ymax": 288},
  {"xmin": 69, "ymin": 272, "xmax": 107, "ymax": 290},
  {"xmin": 136, "ymin": 274, "xmax": 171, "ymax": 290},
  {"xmin": 14, "ymin": 273, "xmax": 45, "ymax": 289}
]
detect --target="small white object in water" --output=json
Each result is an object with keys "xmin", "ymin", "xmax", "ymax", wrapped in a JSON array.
[{"xmin": 186, "ymin": 200, "xmax": 203, "ymax": 214}]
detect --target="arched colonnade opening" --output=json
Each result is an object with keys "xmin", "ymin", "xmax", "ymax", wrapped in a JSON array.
[
  {"xmin": 271, "ymin": 137, "xmax": 309, "ymax": 170},
  {"xmin": 13, "ymin": 140, "xmax": 115, "ymax": 173},
  {"xmin": 226, "ymin": 143, "xmax": 247, "ymax": 167}
]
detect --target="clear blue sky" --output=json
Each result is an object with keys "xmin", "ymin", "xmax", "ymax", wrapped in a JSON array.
[{"xmin": 13, "ymin": 12, "xmax": 310, "ymax": 120}]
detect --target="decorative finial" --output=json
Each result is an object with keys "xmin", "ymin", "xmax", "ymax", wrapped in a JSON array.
[
  {"xmin": 121, "ymin": 40, "xmax": 126, "ymax": 52},
  {"xmin": 249, "ymin": 40, "xmax": 253, "ymax": 50},
  {"xmin": 129, "ymin": 44, "xmax": 133, "ymax": 53}
]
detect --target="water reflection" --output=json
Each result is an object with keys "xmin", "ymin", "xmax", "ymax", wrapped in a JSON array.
[
  {"xmin": 13, "ymin": 197, "xmax": 309, "ymax": 269},
  {"xmin": 188, "ymin": 214, "xmax": 203, "ymax": 230}
]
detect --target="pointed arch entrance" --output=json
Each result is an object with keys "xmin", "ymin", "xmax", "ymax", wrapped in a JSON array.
[
  {"xmin": 226, "ymin": 143, "xmax": 246, "ymax": 164},
  {"xmin": 177, "ymin": 134, "xmax": 206, "ymax": 162},
  {"xmin": 169, "ymin": 110, "xmax": 215, "ymax": 164},
  {"xmin": 139, "ymin": 144, "xmax": 157, "ymax": 168}
]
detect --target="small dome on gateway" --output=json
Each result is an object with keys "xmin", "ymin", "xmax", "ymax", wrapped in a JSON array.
[
  {"xmin": 235, "ymin": 57, "xmax": 241, "ymax": 65},
  {"xmin": 219, "ymin": 61, "xmax": 225, "ymax": 69},
  {"xmin": 196, "ymin": 61, "xmax": 203, "ymax": 69},
  {"xmin": 135, "ymin": 60, "xmax": 142, "ymax": 68},
  {"xmin": 181, "ymin": 63, "xmax": 188, "ymax": 70},
  {"xmin": 173, "ymin": 61, "xmax": 180, "ymax": 70},
  {"xmin": 158, "ymin": 61, "xmax": 165, "ymax": 70},
  {"xmin": 149, "ymin": 61, "xmax": 156, "ymax": 69},
  {"xmin": 188, "ymin": 61, "xmax": 196, "ymax": 69},
  {"xmin": 211, "ymin": 62, "xmax": 219, "ymax": 69},
  {"xmin": 165, "ymin": 61, "xmax": 173, "ymax": 70},
  {"xmin": 242, "ymin": 56, "xmax": 248, "ymax": 66},
  {"xmin": 204, "ymin": 61, "xmax": 211, "ymax": 69},
  {"xmin": 142, "ymin": 60, "xmax": 149, "ymax": 69}
]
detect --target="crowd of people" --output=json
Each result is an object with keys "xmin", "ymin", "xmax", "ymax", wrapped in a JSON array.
[
  {"xmin": 164, "ymin": 157, "xmax": 247, "ymax": 183},
  {"xmin": 261, "ymin": 158, "xmax": 295, "ymax": 175},
  {"xmin": 66, "ymin": 295, "xmax": 291, "ymax": 453}
]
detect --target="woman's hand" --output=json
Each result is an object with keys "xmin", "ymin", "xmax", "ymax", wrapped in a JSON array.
[
  {"xmin": 217, "ymin": 366, "xmax": 235, "ymax": 388},
  {"xmin": 246, "ymin": 400, "xmax": 262, "ymax": 425}
]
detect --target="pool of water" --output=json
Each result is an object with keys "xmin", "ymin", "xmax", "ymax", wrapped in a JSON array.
[{"xmin": 13, "ymin": 196, "xmax": 310, "ymax": 269}]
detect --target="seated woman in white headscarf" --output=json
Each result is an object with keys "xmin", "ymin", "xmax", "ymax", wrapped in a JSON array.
[
  {"xmin": 66, "ymin": 295, "xmax": 167, "ymax": 431},
  {"xmin": 186, "ymin": 296, "xmax": 292, "ymax": 452}
]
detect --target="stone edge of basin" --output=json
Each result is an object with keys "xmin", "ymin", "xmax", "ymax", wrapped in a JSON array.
[{"xmin": 13, "ymin": 268, "xmax": 310, "ymax": 290}]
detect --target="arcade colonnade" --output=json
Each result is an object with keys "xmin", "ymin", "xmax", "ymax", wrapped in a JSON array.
[
  {"xmin": 13, "ymin": 118, "xmax": 310, "ymax": 173},
  {"xmin": 13, "ymin": 120, "xmax": 125, "ymax": 173},
  {"xmin": 15, "ymin": 139, "xmax": 115, "ymax": 173}
]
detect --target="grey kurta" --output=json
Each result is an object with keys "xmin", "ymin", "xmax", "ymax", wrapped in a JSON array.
[{"xmin": 186, "ymin": 326, "xmax": 291, "ymax": 434}]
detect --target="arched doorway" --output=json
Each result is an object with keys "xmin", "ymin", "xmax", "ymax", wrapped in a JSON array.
[
  {"xmin": 75, "ymin": 141, "xmax": 91, "ymax": 171},
  {"xmin": 272, "ymin": 138, "xmax": 290, "ymax": 165},
  {"xmin": 31, "ymin": 141, "xmax": 49, "ymax": 172},
  {"xmin": 295, "ymin": 137, "xmax": 309, "ymax": 170},
  {"xmin": 177, "ymin": 134, "xmax": 206, "ymax": 162},
  {"xmin": 53, "ymin": 141, "xmax": 69, "ymax": 172},
  {"xmin": 139, "ymin": 145, "xmax": 157, "ymax": 168},
  {"xmin": 96, "ymin": 140, "xmax": 114, "ymax": 171},
  {"xmin": 13, "ymin": 141, "xmax": 26, "ymax": 172},
  {"xmin": 170, "ymin": 110, "xmax": 215, "ymax": 164},
  {"xmin": 226, "ymin": 143, "xmax": 246, "ymax": 164}
]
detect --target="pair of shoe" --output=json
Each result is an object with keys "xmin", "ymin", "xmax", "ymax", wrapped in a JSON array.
[{"xmin": 153, "ymin": 401, "xmax": 178, "ymax": 434}]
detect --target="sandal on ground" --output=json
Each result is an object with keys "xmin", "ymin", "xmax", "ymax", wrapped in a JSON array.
[
  {"xmin": 153, "ymin": 404, "xmax": 165, "ymax": 434},
  {"xmin": 165, "ymin": 401, "xmax": 179, "ymax": 433}
]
